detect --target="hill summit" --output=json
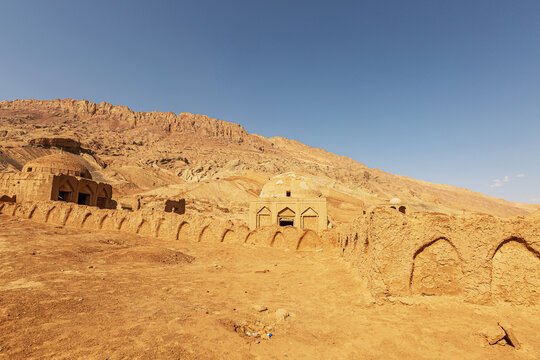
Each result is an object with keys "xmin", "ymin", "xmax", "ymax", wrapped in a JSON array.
[{"xmin": 0, "ymin": 98, "xmax": 536, "ymax": 221}]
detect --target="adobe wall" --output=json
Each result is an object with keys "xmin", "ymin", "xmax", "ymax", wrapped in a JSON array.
[
  {"xmin": 0, "ymin": 173, "xmax": 54, "ymax": 202},
  {"xmin": 1, "ymin": 200, "xmax": 538, "ymax": 306},
  {"xmin": 335, "ymin": 208, "xmax": 540, "ymax": 305},
  {"xmin": 0, "ymin": 173, "xmax": 113, "ymax": 209},
  {"xmin": 51, "ymin": 175, "xmax": 114, "ymax": 208},
  {"xmin": 0, "ymin": 200, "xmax": 330, "ymax": 252}
]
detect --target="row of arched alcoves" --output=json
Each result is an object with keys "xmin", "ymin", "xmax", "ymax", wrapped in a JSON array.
[
  {"xmin": 0, "ymin": 201, "xmax": 326, "ymax": 252},
  {"xmin": 338, "ymin": 230, "xmax": 540, "ymax": 305}
]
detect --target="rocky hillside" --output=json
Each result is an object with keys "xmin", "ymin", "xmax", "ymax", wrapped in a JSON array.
[{"xmin": 0, "ymin": 98, "xmax": 537, "ymax": 222}]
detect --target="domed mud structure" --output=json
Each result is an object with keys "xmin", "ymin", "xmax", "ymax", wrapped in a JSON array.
[
  {"xmin": 259, "ymin": 172, "xmax": 323, "ymax": 199},
  {"xmin": 22, "ymin": 153, "xmax": 92, "ymax": 179},
  {"xmin": 249, "ymin": 172, "xmax": 328, "ymax": 233},
  {"xmin": 0, "ymin": 153, "xmax": 113, "ymax": 209}
]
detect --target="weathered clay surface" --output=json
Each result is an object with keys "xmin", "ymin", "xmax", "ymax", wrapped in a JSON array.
[
  {"xmin": 334, "ymin": 207, "xmax": 540, "ymax": 304},
  {"xmin": 492, "ymin": 240, "xmax": 540, "ymax": 305},
  {"xmin": 1, "ymin": 200, "xmax": 538, "ymax": 306},
  {"xmin": 0, "ymin": 201, "xmax": 329, "ymax": 253}
]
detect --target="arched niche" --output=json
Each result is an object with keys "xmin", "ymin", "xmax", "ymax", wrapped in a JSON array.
[
  {"xmin": 410, "ymin": 238, "xmax": 464, "ymax": 296},
  {"xmin": 176, "ymin": 222, "xmax": 191, "ymax": 242},
  {"xmin": 221, "ymin": 229, "xmax": 236, "ymax": 243},
  {"xmin": 58, "ymin": 178, "xmax": 76, "ymax": 202},
  {"xmin": 301, "ymin": 207, "xmax": 319, "ymax": 231},
  {"xmin": 256, "ymin": 207, "xmax": 272, "ymax": 228},
  {"xmin": 297, "ymin": 230, "xmax": 319, "ymax": 250},
  {"xmin": 270, "ymin": 231, "xmax": 285, "ymax": 248},
  {"xmin": 492, "ymin": 238, "xmax": 540, "ymax": 305},
  {"xmin": 136, "ymin": 219, "xmax": 152, "ymax": 236}
]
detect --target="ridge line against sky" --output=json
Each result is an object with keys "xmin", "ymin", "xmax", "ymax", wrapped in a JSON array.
[{"xmin": 0, "ymin": 0, "xmax": 538, "ymax": 203}]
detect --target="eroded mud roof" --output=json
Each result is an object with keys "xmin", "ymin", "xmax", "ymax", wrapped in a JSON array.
[{"xmin": 22, "ymin": 153, "xmax": 92, "ymax": 179}]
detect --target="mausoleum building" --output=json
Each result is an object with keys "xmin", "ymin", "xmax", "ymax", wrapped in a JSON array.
[
  {"xmin": 249, "ymin": 172, "xmax": 328, "ymax": 233},
  {"xmin": 0, "ymin": 153, "xmax": 113, "ymax": 209}
]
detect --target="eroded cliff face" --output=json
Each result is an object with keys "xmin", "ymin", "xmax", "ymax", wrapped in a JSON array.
[
  {"xmin": 0, "ymin": 99, "xmax": 254, "ymax": 143},
  {"xmin": 0, "ymin": 98, "xmax": 537, "ymax": 220}
]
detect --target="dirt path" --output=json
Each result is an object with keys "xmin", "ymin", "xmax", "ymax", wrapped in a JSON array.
[{"xmin": 0, "ymin": 215, "xmax": 538, "ymax": 359}]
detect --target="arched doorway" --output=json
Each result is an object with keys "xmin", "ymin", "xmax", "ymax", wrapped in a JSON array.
[
  {"xmin": 77, "ymin": 184, "xmax": 94, "ymax": 205},
  {"xmin": 278, "ymin": 207, "xmax": 295, "ymax": 227},
  {"xmin": 57, "ymin": 179, "xmax": 76, "ymax": 202}
]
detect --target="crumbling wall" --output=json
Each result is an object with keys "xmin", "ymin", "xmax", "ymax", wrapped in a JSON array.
[
  {"xmin": 2, "ymin": 200, "xmax": 538, "ymax": 305},
  {"xmin": 491, "ymin": 238, "xmax": 540, "ymax": 305},
  {"xmin": 0, "ymin": 200, "xmax": 327, "ymax": 252},
  {"xmin": 335, "ymin": 208, "xmax": 540, "ymax": 305},
  {"xmin": 410, "ymin": 238, "xmax": 464, "ymax": 296},
  {"xmin": 0, "ymin": 173, "xmax": 53, "ymax": 202}
]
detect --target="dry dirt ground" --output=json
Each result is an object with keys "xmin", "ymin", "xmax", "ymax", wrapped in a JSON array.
[{"xmin": 1, "ymin": 214, "xmax": 539, "ymax": 359}]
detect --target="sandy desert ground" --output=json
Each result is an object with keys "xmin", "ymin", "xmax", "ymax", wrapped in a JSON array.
[{"xmin": 1, "ymin": 214, "xmax": 538, "ymax": 359}]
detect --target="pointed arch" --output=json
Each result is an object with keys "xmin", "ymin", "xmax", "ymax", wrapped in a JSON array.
[
  {"xmin": 198, "ymin": 225, "xmax": 210, "ymax": 242},
  {"xmin": 256, "ymin": 206, "xmax": 272, "ymax": 228},
  {"xmin": 99, "ymin": 214, "xmax": 109, "ymax": 229},
  {"xmin": 490, "ymin": 236, "xmax": 540, "ymax": 259},
  {"xmin": 45, "ymin": 206, "xmax": 57, "ymax": 223},
  {"xmin": 270, "ymin": 231, "xmax": 285, "ymax": 248},
  {"xmin": 175, "ymin": 221, "xmax": 187, "ymax": 240},
  {"xmin": 77, "ymin": 183, "xmax": 95, "ymax": 206},
  {"xmin": 136, "ymin": 219, "xmax": 152, "ymax": 236},
  {"xmin": 154, "ymin": 218, "xmax": 165, "ymax": 238},
  {"xmin": 117, "ymin": 217, "xmax": 127, "ymax": 230},
  {"xmin": 301, "ymin": 207, "xmax": 319, "ymax": 231},
  {"xmin": 221, "ymin": 229, "xmax": 236, "ymax": 243},
  {"xmin": 491, "ymin": 237, "xmax": 540, "ymax": 305},
  {"xmin": 297, "ymin": 229, "xmax": 319, "ymax": 250},
  {"xmin": 28, "ymin": 204, "xmax": 38, "ymax": 219},
  {"xmin": 410, "ymin": 237, "xmax": 464, "ymax": 296},
  {"xmin": 57, "ymin": 178, "xmax": 76, "ymax": 202},
  {"xmin": 81, "ymin": 212, "xmax": 95, "ymax": 229},
  {"xmin": 278, "ymin": 207, "xmax": 295, "ymax": 227}
]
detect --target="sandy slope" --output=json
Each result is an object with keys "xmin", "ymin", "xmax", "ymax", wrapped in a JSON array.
[
  {"xmin": 1, "ymin": 215, "xmax": 538, "ymax": 359},
  {"xmin": 0, "ymin": 99, "xmax": 538, "ymax": 221}
]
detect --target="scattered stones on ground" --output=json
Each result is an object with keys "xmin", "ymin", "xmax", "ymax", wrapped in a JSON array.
[
  {"xmin": 480, "ymin": 324, "xmax": 506, "ymax": 345},
  {"xmin": 275, "ymin": 308, "xmax": 290, "ymax": 322},
  {"xmin": 499, "ymin": 322, "xmax": 521, "ymax": 350}
]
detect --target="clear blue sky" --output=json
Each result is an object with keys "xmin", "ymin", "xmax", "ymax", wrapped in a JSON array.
[{"xmin": 1, "ymin": 1, "xmax": 539, "ymax": 203}]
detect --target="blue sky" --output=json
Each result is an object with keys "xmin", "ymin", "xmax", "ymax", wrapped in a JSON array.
[{"xmin": 1, "ymin": 0, "xmax": 539, "ymax": 203}]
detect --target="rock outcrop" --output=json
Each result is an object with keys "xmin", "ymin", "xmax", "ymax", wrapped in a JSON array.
[{"xmin": 0, "ymin": 98, "xmax": 538, "ymax": 220}]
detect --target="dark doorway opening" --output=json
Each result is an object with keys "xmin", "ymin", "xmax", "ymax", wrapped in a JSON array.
[
  {"xmin": 279, "ymin": 219, "xmax": 294, "ymax": 227},
  {"xmin": 399, "ymin": 206, "xmax": 406, "ymax": 214},
  {"xmin": 58, "ymin": 191, "xmax": 71, "ymax": 202},
  {"xmin": 286, "ymin": 191, "xmax": 291, "ymax": 197},
  {"xmin": 78, "ymin": 193, "xmax": 91, "ymax": 205}
]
